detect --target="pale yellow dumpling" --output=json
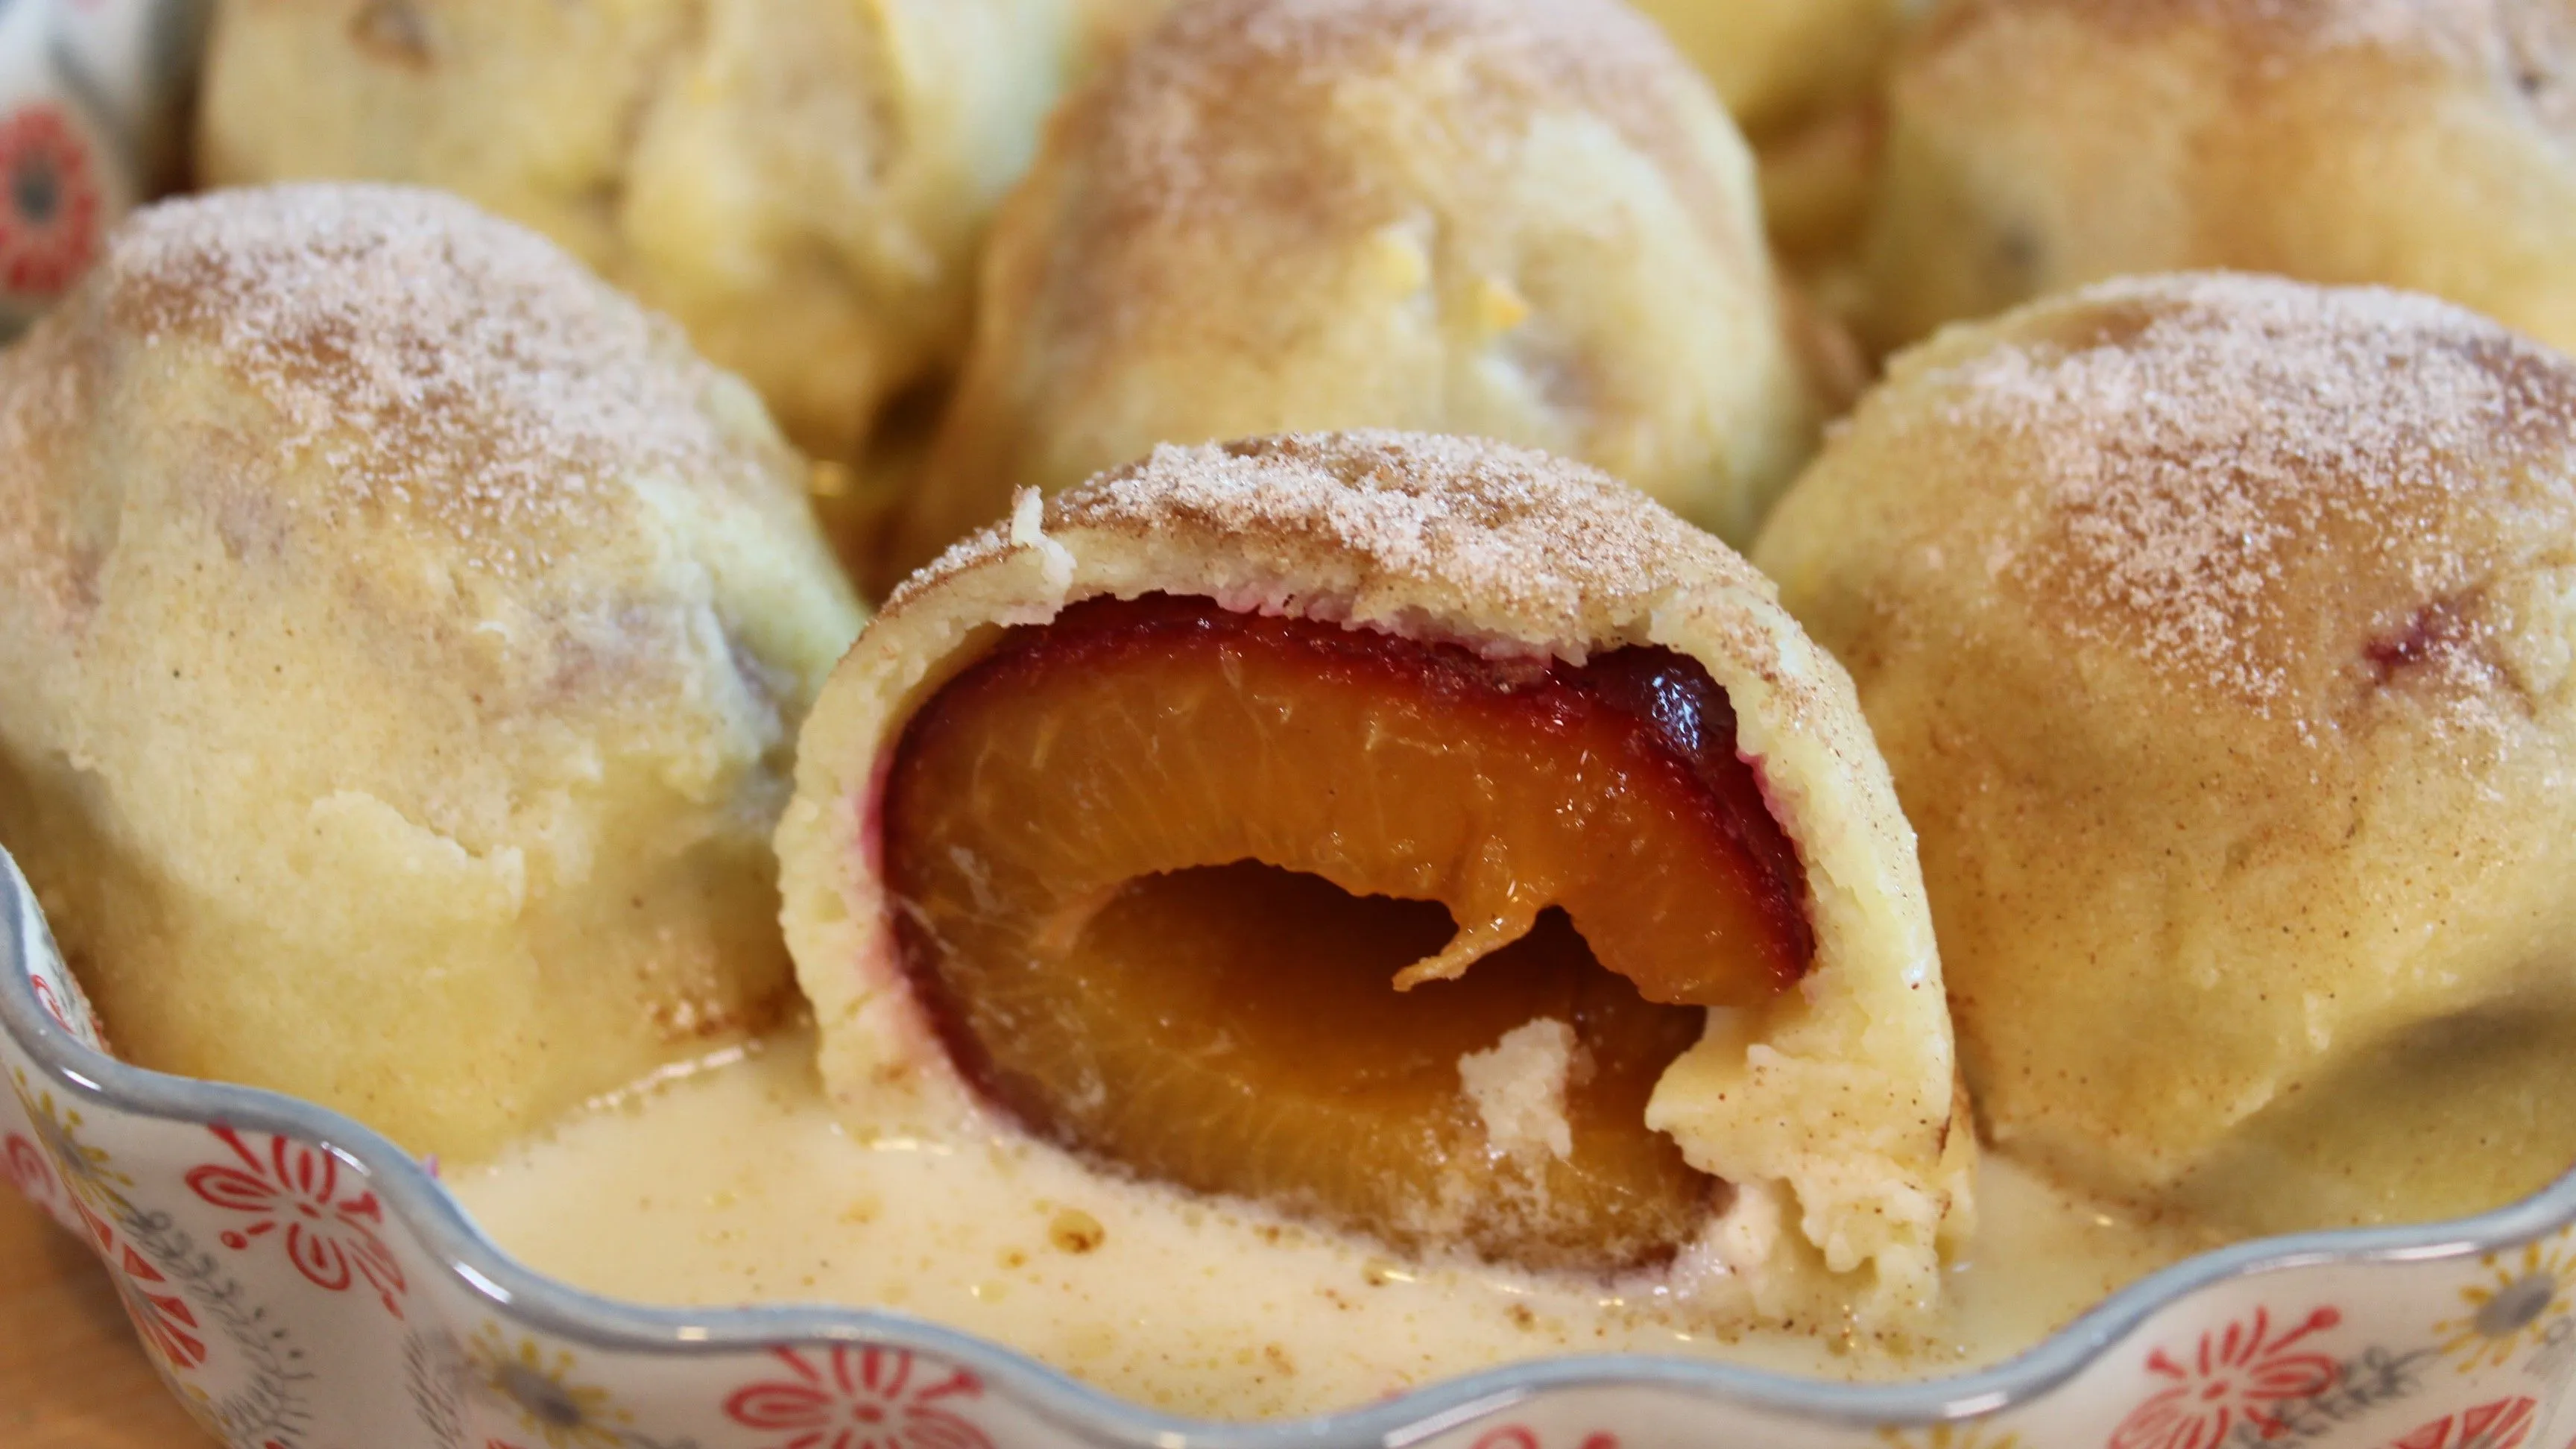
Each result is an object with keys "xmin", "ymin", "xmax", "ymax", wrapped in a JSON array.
[
  {"xmin": 883, "ymin": 0, "xmax": 1823, "ymax": 579},
  {"xmin": 1863, "ymin": 0, "xmax": 2576, "ymax": 352},
  {"xmin": 0, "ymin": 185, "xmax": 864, "ymax": 1159},
  {"xmin": 1757, "ymin": 274, "xmax": 2576, "ymax": 1231},
  {"xmin": 198, "ymin": 0, "xmax": 1085, "ymax": 475},
  {"xmin": 1634, "ymin": 0, "xmax": 1905, "ymax": 133}
]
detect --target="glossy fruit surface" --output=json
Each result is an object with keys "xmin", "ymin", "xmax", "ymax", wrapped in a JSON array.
[{"xmin": 881, "ymin": 593, "xmax": 1811, "ymax": 1269}]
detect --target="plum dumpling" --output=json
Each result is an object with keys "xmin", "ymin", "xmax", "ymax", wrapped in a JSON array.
[
  {"xmin": 782, "ymin": 431, "xmax": 1972, "ymax": 1326},
  {"xmin": 1757, "ymin": 273, "xmax": 2576, "ymax": 1232},
  {"xmin": 0, "ymin": 183, "xmax": 864, "ymax": 1159}
]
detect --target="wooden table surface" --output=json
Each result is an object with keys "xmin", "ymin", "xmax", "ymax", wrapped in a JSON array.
[{"xmin": 0, "ymin": 1190, "xmax": 215, "ymax": 1448}]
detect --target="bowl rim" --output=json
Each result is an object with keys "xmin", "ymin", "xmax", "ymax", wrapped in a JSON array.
[{"xmin": 7, "ymin": 844, "xmax": 2573, "ymax": 1446}]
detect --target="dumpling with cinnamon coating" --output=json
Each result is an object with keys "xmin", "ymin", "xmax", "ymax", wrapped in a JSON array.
[
  {"xmin": 198, "ymin": 0, "xmax": 1084, "ymax": 476},
  {"xmin": 1862, "ymin": 0, "xmax": 2576, "ymax": 352},
  {"xmin": 0, "ymin": 185, "xmax": 864, "ymax": 1159},
  {"xmin": 884, "ymin": 0, "xmax": 1823, "ymax": 578},
  {"xmin": 1756, "ymin": 274, "xmax": 2576, "ymax": 1231},
  {"xmin": 794, "ymin": 431, "xmax": 1971, "ymax": 1328}
]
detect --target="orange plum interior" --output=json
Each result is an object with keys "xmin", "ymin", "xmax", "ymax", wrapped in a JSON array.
[{"xmin": 880, "ymin": 594, "xmax": 1812, "ymax": 1271}]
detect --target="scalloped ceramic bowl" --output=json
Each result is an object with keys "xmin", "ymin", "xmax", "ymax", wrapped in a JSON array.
[
  {"xmin": 8, "ymin": 6, "xmax": 2576, "ymax": 1447},
  {"xmin": 0, "ymin": 0, "xmax": 202, "ymax": 333},
  {"xmin": 7, "ymin": 847, "xmax": 2576, "ymax": 1449}
]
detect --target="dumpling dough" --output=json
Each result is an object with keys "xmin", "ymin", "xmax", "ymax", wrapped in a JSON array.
[
  {"xmin": 1631, "ymin": 0, "xmax": 1911, "ymax": 339},
  {"xmin": 0, "ymin": 185, "xmax": 864, "ymax": 1159},
  {"xmin": 1633, "ymin": 0, "xmax": 1904, "ymax": 133},
  {"xmin": 789, "ymin": 431, "xmax": 1970, "ymax": 1325},
  {"xmin": 1756, "ymin": 274, "xmax": 2576, "ymax": 1231},
  {"xmin": 1862, "ymin": 0, "xmax": 2576, "ymax": 352},
  {"xmin": 883, "ymin": 0, "xmax": 1822, "ymax": 578},
  {"xmin": 197, "ymin": 0, "xmax": 1084, "ymax": 472}
]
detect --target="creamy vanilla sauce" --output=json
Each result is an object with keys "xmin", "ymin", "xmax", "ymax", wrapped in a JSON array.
[{"xmin": 452, "ymin": 1032, "xmax": 2216, "ymax": 1422}]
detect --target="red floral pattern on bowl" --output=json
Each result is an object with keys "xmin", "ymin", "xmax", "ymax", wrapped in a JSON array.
[
  {"xmin": 8, "ymin": 849, "xmax": 2576, "ymax": 1447},
  {"xmin": 0, "ymin": 0, "xmax": 201, "ymax": 328},
  {"xmin": 0, "ymin": 102, "xmax": 103, "ymax": 292},
  {"xmin": 724, "ymin": 1346, "xmax": 994, "ymax": 1449},
  {"xmin": 2109, "ymin": 1306, "xmax": 2346, "ymax": 1449},
  {"xmin": 188, "ymin": 1125, "xmax": 408, "ymax": 1319},
  {"xmin": 2378, "ymin": 1395, "xmax": 2539, "ymax": 1449}
]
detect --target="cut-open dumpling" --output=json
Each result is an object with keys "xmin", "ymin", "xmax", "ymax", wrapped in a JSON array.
[{"xmin": 780, "ymin": 431, "xmax": 1969, "ymax": 1323}]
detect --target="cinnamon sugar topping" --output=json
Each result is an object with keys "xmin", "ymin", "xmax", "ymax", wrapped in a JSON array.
[
  {"xmin": 1079, "ymin": 0, "xmax": 1726, "ymax": 287},
  {"xmin": 92, "ymin": 184, "xmax": 765, "ymax": 574},
  {"xmin": 1917, "ymin": 274, "xmax": 2576, "ymax": 710},
  {"xmin": 901, "ymin": 431, "xmax": 1770, "ymax": 651},
  {"xmin": 1113, "ymin": 0, "xmax": 1699, "ymax": 202}
]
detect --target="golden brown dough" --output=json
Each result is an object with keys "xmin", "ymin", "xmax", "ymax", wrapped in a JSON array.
[
  {"xmin": 197, "ymin": 0, "xmax": 1085, "ymax": 474},
  {"xmin": 1863, "ymin": 0, "xmax": 2576, "ymax": 351},
  {"xmin": 883, "ymin": 0, "xmax": 1822, "ymax": 579},
  {"xmin": 0, "ymin": 185, "xmax": 865, "ymax": 1158},
  {"xmin": 1755, "ymin": 274, "xmax": 2576, "ymax": 1230}
]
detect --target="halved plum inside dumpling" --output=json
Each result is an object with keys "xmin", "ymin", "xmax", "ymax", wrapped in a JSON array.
[
  {"xmin": 783, "ymin": 432, "xmax": 1969, "ymax": 1323},
  {"xmin": 884, "ymin": 590, "xmax": 1813, "ymax": 1269}
]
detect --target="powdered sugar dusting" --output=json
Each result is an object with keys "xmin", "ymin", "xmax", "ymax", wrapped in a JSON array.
[
  {"xmin": 94, "ymin": 184, "xmax": 765, "ymax": 575},
  {"xmin": 1924, "ymin": 273, "xmax": 2576, "ymax": 710}
]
